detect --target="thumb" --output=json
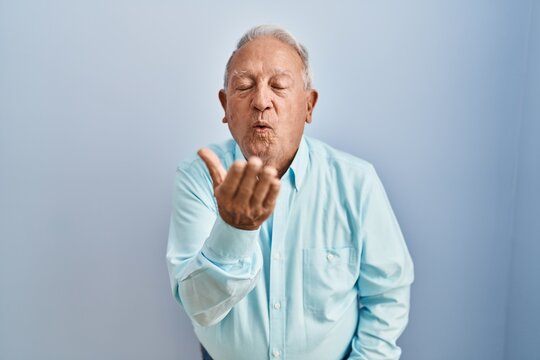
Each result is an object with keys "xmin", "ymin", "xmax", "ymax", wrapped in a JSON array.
[{"xmin": 197, "ymin": 148, "xmax": 227, "ymax": 188}]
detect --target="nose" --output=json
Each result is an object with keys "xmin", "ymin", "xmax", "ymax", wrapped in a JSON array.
[{"xmin": 251, "ymin": 85, "xmax": 273, "ymax": 112}]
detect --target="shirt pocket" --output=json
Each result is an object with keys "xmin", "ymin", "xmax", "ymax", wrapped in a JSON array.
[{"xmin": 303, "ymin": 247, "xmax": 358, "ymax": 320}]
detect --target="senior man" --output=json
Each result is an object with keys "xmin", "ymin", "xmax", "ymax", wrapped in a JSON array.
[{"xmin": 166, "ymin": 25, "xmax": 414, "ymax": 360}]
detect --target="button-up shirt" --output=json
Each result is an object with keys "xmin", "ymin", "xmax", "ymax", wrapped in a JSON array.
[{"xmin": 166, "ymin": 135, "xmax": 414, "ymax": 360}]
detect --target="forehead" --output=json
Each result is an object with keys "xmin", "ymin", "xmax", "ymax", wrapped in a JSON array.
[{"xmin": 228, "ymin": 37, "xmax": 304, "ymax": 78}]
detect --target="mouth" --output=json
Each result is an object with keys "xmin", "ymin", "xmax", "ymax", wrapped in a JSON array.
[{"xmin": 252, "ymin": 122, "xmax": 273, "ymax": 132}]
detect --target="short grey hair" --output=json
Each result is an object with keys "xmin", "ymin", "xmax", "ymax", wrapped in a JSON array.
[{"xmin": 223, "ymin": 25, "xmax": 313, "ymax": 90}]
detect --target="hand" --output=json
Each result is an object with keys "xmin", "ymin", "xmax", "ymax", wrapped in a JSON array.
[{"xmin": 198, "ymin": 148, "xmax": 281, "ymax": 230}]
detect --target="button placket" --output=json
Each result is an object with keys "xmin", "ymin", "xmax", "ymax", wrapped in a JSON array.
[{"xmin": 268, "ymin": 177, "xmax": 292, "ymax": 360}]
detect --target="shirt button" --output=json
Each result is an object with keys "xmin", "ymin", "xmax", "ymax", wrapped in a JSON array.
[
  {"xmin": 273, "ymin": 302, "xmax": 281, "ymax": 310},
  {"xmin": 272, "ymin": 350, "xmax": 281, "ymax": 358},
  {"xmin": 273, "ymin": 252, "xmax": 281, "ymax": 261},
  {"xmin": 326, "ymin": 253, "xmax": 334, "ymax": 261}
]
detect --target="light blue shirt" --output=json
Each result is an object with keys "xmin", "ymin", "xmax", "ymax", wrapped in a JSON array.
[{"xmin": 166, "ymin": 135, "xmax": 414, "ymax": 360}]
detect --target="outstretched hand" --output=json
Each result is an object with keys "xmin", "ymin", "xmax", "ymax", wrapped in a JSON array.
[{"xmin": 198, "ymin": 148, "xmax": 281, "ymax": 231}]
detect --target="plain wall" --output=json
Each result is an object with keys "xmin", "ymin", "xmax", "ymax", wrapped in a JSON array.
[
  {"xmin": 505, "ymin": 1, "xmax": 540, "ymax": 359},
  {"xmin": 0, "ymin": 1, "xmax": 535, "ymax": 359}
]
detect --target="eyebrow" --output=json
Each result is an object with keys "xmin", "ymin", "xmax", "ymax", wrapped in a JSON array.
[{"xmin": 230, "ymin": 68, "xmax": 294, "ymax": 79}]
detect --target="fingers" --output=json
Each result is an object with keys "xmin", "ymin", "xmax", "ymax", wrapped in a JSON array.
[
  {"xmin": 263, "ymin": 179, "xmax": 280, "ymax": 209},
  {"xmin": 234, "ymin": 157, "xmax": 262, "ymax": 205},
  {"xmin": 250, "ymin": 166, "xmax": 278, "ymax": 207},
  {"xmin": 198, "ymin": 148, "xmax": 227, "ymax": 189},
  {"xmin": 219, "ymin": 160, "xmax": 247, "ymax": 198},
  {"xmin": 198, "ymin": 147, "xmax": 280, "ymax": 230}
]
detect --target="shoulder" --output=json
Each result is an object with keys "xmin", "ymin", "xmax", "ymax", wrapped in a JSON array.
[
  {"xmin": 305, "ymin": 136, "xmax": 376, "ymax": 180},
  {"xmin": 172, "ymin": 139, "xmax": 236, "ymax": 210},
  {"xmin": 176, "ymin": 138, "xmax": 237, "ymax": 179}
]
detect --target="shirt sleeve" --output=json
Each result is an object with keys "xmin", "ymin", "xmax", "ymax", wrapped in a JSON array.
[
  {"xmin": 165, "ymin": 161, "xmax": 263, "ymax": 327},
  {"xmin": 349, "ymin": 165, "xmax": 414, "ymax": 360}
]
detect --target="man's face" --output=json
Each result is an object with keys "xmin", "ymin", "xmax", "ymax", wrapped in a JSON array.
[{"xmin": 219, "ymin": 36, "xmax": 318, "ymax": 168}]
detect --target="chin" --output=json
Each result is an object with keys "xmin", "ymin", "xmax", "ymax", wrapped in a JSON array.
[
  {"xmin": 249, "ymin": 144, "xmax": 273, "ymax": 159},
  {"xmin": 243, "ymin": 137, "xmax": 275, "ymax": 160},
  {"xmin": 237, "ymin": 128, "xmax": 285, "ymax": 163}
]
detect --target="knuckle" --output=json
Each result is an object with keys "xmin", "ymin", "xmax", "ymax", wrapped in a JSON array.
[
  {"xmin": 252, "ymin": 192, "xmax": 264, "ymax": 202},
  {"xmin": 265, "ymin": 197, "xmax": 277, "ymax": 207},
  {"xmin": 238, "ymin": 182, "xmax": 256, "ymax": 195},
  {"xmin": 237, "ymin": 186, "xmax": 251, "ymax": 197},
  {"xmin": 249, "ymin": 196, "xmax": 263, "ymax": 208},
  {"xmin": 237, "ymin": 205, "xmax": 250, "ymax": 216},
  {"xmin": 254, "ymin": 206, "xmax": 265, "ymax": 217}
]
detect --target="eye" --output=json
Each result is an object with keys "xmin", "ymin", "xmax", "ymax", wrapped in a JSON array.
[
  {"xmin": 235, "ymin": 81, "xmax": 253, "ymax": 91},
  {"xmin": 271, "ymin": 83, "xmax": 287, "ymax": 90}
]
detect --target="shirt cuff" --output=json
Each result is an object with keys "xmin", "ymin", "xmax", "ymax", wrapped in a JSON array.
[{"xmin": 202, "ymin": 216, "xmax": 260, "ymax": 264}]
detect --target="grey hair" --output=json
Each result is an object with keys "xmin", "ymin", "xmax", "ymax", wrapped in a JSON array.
[{"xmin": 223, "ymin": 25, "xmax": 313, "ymax": 90}]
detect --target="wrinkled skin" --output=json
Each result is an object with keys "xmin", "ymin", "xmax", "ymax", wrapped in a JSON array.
[{"xmin": 199, "ymin": 36, "xmax": 318, "ymax": 230}]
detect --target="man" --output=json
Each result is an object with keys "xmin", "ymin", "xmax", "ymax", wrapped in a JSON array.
[{"xmin": 166, "ymin": 25, "xmax": 414, "ymax": 360}]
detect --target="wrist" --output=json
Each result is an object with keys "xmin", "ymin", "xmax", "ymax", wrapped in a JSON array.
[{"xmin": 202, "ymin": 216, "xmax": 261, "ymax": 263}]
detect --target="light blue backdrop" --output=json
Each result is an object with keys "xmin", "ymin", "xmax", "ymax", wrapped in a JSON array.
[
  {"xmin": 1, "ymin": 1, "xmax": 538, "ymax": 360},
  {"xmin": 505, "ymin": 1, "xmax": 540, "ymax": 359}
]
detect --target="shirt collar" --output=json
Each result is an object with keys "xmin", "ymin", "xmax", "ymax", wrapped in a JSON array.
[
  {"xmin": 287, "ymin": 136, "xmax": 309, "ymax": 191},
  {"xmin": 233, "ymin": 136, "xmax": 309, "ymax": 192}
]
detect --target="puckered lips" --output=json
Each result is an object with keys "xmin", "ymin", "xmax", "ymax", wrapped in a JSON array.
[{"xmin": 252, "ymin": 121, "xmax": 273, "ymax": 133}]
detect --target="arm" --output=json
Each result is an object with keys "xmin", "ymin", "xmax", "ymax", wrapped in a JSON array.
[
  {"xmin": 166, "ymin": 149, "xmax": 280, "ymax": 327},
  {"xmin": 349, "ymin": 165, "xmax": 414, "ymax": 359}
]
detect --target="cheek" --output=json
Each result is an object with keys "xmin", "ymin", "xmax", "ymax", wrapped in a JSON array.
[
  {"xmin": 227, "ymin": 100, "xmax": 250, "ymax": 119},
  {"xmin": 226, "ymin": 110, "xmax": 249, "ymax": 132},
  {"xmin": 282, "ymin": 98, "xmax": 307, "ymax": 123}
]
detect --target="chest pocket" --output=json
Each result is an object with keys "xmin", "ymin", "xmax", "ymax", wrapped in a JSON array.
[{"xmin": 303, "ymin": 247, "xmax": 359, "ymax": 321}]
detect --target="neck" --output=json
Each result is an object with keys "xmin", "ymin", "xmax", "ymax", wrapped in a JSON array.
[
  {"xmin": 268, "ymin": 157, "xmax": 294, "ymax": 179},
  {"xmin": 239, "ymin": 138, "xmax": 302, "ymax": 179},
  {"xmin": 263, "ymin": 145, "xmax": 300, "ymax": 179}
]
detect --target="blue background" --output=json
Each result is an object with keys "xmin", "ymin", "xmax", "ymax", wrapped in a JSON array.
[{"xmin": 1, "ymin": 1, "xmax": 538, "ymax": 359}]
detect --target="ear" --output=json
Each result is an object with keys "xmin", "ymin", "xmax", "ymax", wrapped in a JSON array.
[
  {"xmin": 305, "ymin": 89, "xmax": 318, "ymax": 124},
  {"xmin": 218, "ymin": 89, "xmax": 228, "ymax": 123}
]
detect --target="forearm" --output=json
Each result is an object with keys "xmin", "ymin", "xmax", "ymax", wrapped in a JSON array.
[{"xmin": 176, "ymin": 216, "xmax": 263, "ymax": 326}]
